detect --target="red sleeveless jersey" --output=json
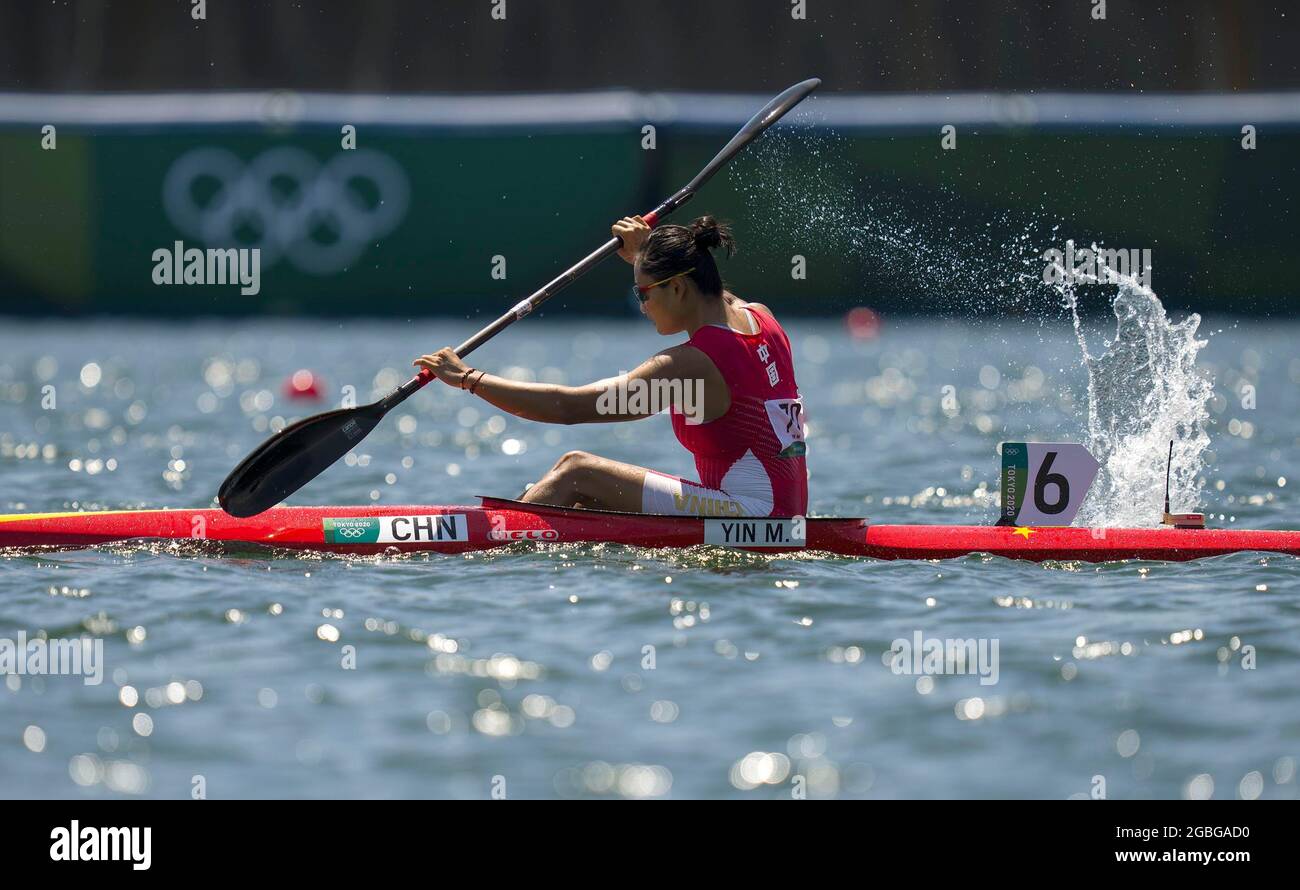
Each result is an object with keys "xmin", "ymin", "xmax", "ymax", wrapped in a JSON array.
[{"xmin": 670, "ymin": 304, "xmax": 808, "ymax": 516}]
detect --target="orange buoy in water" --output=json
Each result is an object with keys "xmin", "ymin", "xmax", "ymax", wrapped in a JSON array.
[{"xmin": 283, "ymin": 369, "xmax": 322, "ymax": 400}]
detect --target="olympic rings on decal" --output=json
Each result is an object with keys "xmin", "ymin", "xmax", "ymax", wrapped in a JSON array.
[{"xmin": 162, "ymin": 147, "xmax": 411, "ymax": 275}]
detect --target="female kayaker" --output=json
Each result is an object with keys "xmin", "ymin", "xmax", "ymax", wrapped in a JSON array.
[{"xmin": 415, "ymin": 215, "xmax": 807, "ymax": 517}]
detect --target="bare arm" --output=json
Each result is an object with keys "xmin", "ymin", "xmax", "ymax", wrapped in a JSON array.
[{"xmin": 414, "ymin": 345, "xmax": 726, "ymax": 425}]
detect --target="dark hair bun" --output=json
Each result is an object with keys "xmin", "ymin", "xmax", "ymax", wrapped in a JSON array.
[
  {"xmin": 690, "ymin": 216, "xmax": 736, "ymax": 258},
  {"xmin": 638, "ymin": 214, "xmax": 735, "ymax": 298}
]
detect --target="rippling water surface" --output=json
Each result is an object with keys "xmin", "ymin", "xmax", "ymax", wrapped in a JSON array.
[{"xmin": 1, "ymin": 311, "xmax": 1298, "ymax": 799}]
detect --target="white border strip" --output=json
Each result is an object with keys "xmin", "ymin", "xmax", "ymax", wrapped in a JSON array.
[
  {"xmin": 0, "ymin": 90, "xmax": 1297, "ymax": 128},
  {"xmin": 671, "ymin": 91, "xmax": 1300, "ymax": 128}
]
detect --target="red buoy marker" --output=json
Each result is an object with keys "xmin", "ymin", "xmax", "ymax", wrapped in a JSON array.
[
  {"xmin": 845, "ymin": 306, "xmax": 882, "ymax": 340},
  {"xmin": 283, "ymin": 369, "xmax": 322, "ymax": 400}
]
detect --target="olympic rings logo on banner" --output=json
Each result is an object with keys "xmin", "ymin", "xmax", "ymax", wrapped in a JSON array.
[
  {"xmin": 162, "ymin": 146, "xmax": 411, "ymax": 275},
  {"xmin": 335, "ymin": 526, "xmax": 369, "ymax": 539}
]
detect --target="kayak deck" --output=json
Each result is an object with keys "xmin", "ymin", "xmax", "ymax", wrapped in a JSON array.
[{"xmin": 2, "ymin": 498, "xmax": 1300, "ymax": 562}]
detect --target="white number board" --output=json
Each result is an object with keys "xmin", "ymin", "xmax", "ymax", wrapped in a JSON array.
[{"xmin": 1000, "ymin": 442, "xmax": 1099, "ymax": 526}]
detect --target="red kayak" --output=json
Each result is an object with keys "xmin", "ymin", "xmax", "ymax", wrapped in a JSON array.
[{"xmin": 3, "ymin": 497, "xmax": 1299, "ymax": 562}]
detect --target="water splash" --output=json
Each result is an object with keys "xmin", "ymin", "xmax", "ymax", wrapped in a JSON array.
[
  {"xmin": 1058, "ymin": 259, "xmax": 1213, "ymax": 527},
  {"xmin": 729, "ymin": 129, "xmax": 1061, "ymax": 314},
  {"xmin": 734, "ymin": 129, "xmax": 1216, "ymax": 526}
]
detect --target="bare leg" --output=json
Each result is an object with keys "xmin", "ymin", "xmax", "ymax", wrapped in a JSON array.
[{"xmin": 519, "ymin": 451, "xmax": 650, "ymax": 512}]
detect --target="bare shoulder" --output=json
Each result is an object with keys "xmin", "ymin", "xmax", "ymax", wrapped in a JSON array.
[
  {"xmin": 625, "ymin": 344, "xmax": 716, "ymax": 385},
  {"xmin": 652, "ymin": 343, "xmax": 710, "ymax": 374},
  {"xmin": 722, "ymin": 290, "xmax": 774, "ymax": 318}
]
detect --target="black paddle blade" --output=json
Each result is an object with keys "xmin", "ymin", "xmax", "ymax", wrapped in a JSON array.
[{"xmin": 218, "ymin": 402, "xmax": 385, "ymax": 517}]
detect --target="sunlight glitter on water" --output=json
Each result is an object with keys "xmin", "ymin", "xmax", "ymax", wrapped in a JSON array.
[{"xmin": 2, "ymin": 316, "xmax": 1298, "ymax": 799}]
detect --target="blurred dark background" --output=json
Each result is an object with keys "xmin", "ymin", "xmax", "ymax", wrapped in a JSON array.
[
  {"xmin": 1, "ymin": 1, "xmax": 1297, "ymax": 317},
  {"xmin": 3, "ymin": 0, "xmax": 1297, "ymax": 93}
]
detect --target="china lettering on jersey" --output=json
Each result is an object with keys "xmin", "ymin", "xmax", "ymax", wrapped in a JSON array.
[{"xmin": 756, "ymin": 342, "xmax": 780, "ymax": 387}]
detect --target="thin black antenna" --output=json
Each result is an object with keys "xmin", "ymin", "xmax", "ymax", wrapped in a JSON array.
[
  {"xmin": 1162, "ymin": 439, "xmax": 1205, "ymax": 528},
  {"xmin": 1164, "ymin": 439, "xmax": 1174, "ymax": 515}
]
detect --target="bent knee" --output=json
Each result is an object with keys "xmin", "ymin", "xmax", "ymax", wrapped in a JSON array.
[{"xmin": 552, "ymin": 450, "xmax": 596, "ymax": 473}]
